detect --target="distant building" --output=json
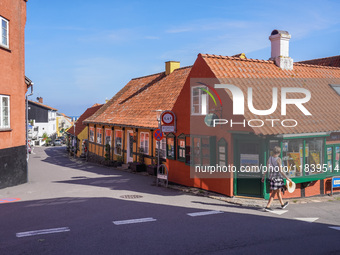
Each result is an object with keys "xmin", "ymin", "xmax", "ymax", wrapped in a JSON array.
[
  {"xmin": 56, "ymin": 113, "xmax": 73, "ymax": 137},
  {"xmin": 0, "ymin": 0, "xmax": 29, "ymax": 189},
  {"xmin": 28, "ymin": 98, "xmax": 58, "ymax": 145},
  {"xmin": 66, "ymin": 103, "xmax": 103, "ymax": 157}
]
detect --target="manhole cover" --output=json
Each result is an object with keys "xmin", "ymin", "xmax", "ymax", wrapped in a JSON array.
[
  {"xmin": 120, "ymin": 195, "xmax": 143, "ymax": 199},
  {"xmin": 33, "ymin": 156, "xmax": 41, "ymax": 158}
]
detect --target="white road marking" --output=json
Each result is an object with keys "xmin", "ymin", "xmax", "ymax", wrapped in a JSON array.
[
  {"xmin": 113, "ymin": 217, "xmax": 157, "ymax": 225},
  {"xmin": 294, "ymin": 217, "xmax": 319, "ymax": 223},
  {"xmin": 328, "ymin": 226, "xmax": 340, "ymax": 231},
  {"xmin": 16, "ymin": 227, "xmax": 70, "ymax": 238},
  {"xmin": 187, "ymin": 210, "xmax": 224, "ymax": 217},
  {"xmin": 268, "ymin": 210, "xmax": 288, "ymax": 215}
]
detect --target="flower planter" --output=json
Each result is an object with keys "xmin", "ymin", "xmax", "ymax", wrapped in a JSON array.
[
  {"xmin": 147, "ymin": 165, "xmax": 157, "ymax": 176},
  {"xmin": 131, "ymin": 163, "xmax": 146, "ymax": 172}
]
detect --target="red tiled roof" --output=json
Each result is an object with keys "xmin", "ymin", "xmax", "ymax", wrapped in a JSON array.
[
  {"xmin": 68, "ymin": 104, "xmax": 103, "ymax": 136},
  {"xmin": 28, "ymin": 100, "xmax": 58, "ymax": 111},
  {"xmin": 298, "ymin": 55, "xmax": 340, "ymax": 67},
  {"xmin": 200, "ymin": 54, "xmax": 340, "ymax": 135},
  {"xmin": 84, "ymin": 66, "xmax": 191, "ymax": 129}
]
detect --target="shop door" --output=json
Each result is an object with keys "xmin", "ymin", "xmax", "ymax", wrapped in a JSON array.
[
  {"xmin": 236, "ymin": 141, "xmax": 262, "ymax": 197},
  {"xmin": 127, "ymin": 131, "xmax": 134, "ymax": 162}
]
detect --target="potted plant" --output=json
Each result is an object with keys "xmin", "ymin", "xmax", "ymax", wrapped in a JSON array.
[
  {"xmin": 131, "ymin": 148, "xmax": 146, "ymax": 172},
  {"xmin": 114, "ymin": 155, "xmax": 123, "ymax": 167},
  {"xmin": 147, "ymin": 151, "xmax": 159, "ymax": 176}
]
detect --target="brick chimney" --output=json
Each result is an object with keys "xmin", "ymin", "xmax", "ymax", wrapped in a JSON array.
[
  {"xmin": 165, "ymin": 61, "xmax": 180, "ymax": 75},
  {"xmin": 37, "ymin": 97, "xmax": 43, "ymax": 104},
  {"xmin": 269, "ymin": 30, "xmax": 293, "ymax": 70}
]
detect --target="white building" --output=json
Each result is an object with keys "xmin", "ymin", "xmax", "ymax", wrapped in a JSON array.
[{"xmin": 28, "ymin": 98, "xmax": 57, "ymax": 145}]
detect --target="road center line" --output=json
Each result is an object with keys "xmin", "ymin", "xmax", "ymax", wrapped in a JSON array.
[
  {"xmin": 113, "ymin": 217, "xmax": 157, "ymax": 225},
  {"xmin": 16, "ymin": 227, "xmax": 70, "ymax": 238},
  {"xmin": 187, "ymin": 210, "xmax": 224, "ymax": 217}
]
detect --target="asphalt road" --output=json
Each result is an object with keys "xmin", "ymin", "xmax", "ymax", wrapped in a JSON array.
[{"xmin": 1, "ymin": 146, "xmax": 340, "ymax": 255}]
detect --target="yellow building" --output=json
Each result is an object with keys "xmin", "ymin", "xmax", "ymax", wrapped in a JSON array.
[{"xmin": 66, "ymin": 104, "xmax": 103, "ymax": 157}]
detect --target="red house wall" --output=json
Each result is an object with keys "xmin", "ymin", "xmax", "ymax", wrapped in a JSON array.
[
  {"xmin": 169, "ymin": 55, "xmax": 238, "ymax": 197},
  {"xmin": 0, "ymin": 0, "xmax": 27, "ymax": 149},
  {"xmin": 0, "ymin": 0, "xmax": 28, "ymax": 189}
]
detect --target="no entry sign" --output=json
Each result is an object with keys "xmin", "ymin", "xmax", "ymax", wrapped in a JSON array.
[{"xmin": 154, "ymin": 129, "xmax": 164, "ymax": 141}]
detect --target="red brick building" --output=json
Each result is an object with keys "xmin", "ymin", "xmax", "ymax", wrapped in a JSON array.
[
  {"xmin": 0, "ymin": 0, "xmax": 30, "ymax": 188},
  {"xmin": 85, "ymin": 30, "xmax": 340, "ymax": 199}
]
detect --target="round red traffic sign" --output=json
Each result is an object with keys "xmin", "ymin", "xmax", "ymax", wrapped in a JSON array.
[
  {"xmin": 154, "ymin": 129, "xmax": 164, "ymax": 141},
  {"xmin": 161, "ymin": 111, "xmax": 175, "ymax": 125}
]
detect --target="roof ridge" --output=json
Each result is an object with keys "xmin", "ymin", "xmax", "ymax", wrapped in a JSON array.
[
  {"xmin": 199, "ymin": 53, "xmax": 274, "ymax": 64},
  {"xmin": 131, "ymin": 65, "xmax": 192, "ymax": 80},
  {"xmin": 294, "ymin": 62, "xmax": 340, "ymax": 69},
  {"xmin": 200, "ymin": 53, "xmax": 340, "ymax": 69},
  {"xmin": 298, "ymin": 55, "xmax": 340, "ymax": 62},
  {"xmin": 28, "ymin": 100, "xmax": 58, "ymax": 111},
  {"xmin": 131, "ymin": 71, "xmax": 164, "ymax": 80}
]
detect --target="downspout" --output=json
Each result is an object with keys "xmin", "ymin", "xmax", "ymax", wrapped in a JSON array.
[{"xmin": 26, "ymin": 82, "xmax": 34, "ymax": 182}]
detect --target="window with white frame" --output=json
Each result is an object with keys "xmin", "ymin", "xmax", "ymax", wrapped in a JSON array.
[
  {"xmin": 191, "ymin": 86, "xmax": 208, "ymax": 115},
  {"xmin": 0, "ymin": 16, "xmax": 9, "ymax": 48},
  {"xmin": 0, "ymin": 95, "xmax": 10, "ymax": 129},
  {"xmin": 156, "ymin": 138, "xmax": 167, "ymax": 159},
  {"xmin": 105, "ymin": 129, "xmax": 112, "ymax": 146},
  {"xmin": 140, "ymin": 132, "xmax": 149, "ymax": 155},
  {"xmin": 89, "ymin": 127, "xmax": 94, "ymax": 142},
  {"xmin": 114, "ymin": 130, "xmax": 122, "ymax": 155},
  {"xmin": 96, "ymin": 128, "xmax": 102, "ymax": 144}
]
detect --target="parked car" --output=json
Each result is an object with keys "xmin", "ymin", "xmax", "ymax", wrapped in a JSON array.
[
  {"xmin": 59, "ymin": 136, "xmax": 66, "ymax": 144},
  {"xmin": 53, "ymin": 139, "xmax": 62, "ymax": 146}
]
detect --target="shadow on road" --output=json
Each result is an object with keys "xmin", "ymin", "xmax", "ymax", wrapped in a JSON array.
[{"xmin": 1, "ymin": 196, "xmax": 339, "ymax": 255}]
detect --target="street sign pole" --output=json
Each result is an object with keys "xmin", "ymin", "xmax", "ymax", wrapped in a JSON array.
[{"xmin": 158, "ymin": 119, "xmax": 160, "ymax": 174}]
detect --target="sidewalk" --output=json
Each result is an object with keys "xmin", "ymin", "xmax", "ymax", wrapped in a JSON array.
[
  {"xmin": 78, "ymin": 156, "xmax": 340, "ymax": 209},
  {"xmin": 167, "ymin": 184, "xmax": 340, "ymax": 208}
]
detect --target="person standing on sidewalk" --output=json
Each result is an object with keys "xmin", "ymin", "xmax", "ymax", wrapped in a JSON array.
[{"xmin": 261, "ymin": 146, "xmax": 292, "ymax": 211}]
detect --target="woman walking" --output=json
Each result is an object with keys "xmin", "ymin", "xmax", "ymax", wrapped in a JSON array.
[{"xmin": 261, "ymin": 146, "xmax": 291, "ymax": 211}]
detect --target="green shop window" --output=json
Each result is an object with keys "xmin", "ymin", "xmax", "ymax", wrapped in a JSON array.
[
  {"xmin": 281, "ymin": 137, "xmax": 326, "ymax": 179},
  {"xmin": 217, "ymin": 138, "xmax": 228, "ymax": 167},
  {"xmin": 326, "ymin": 144, "xmax": 340, "ymax": 174},
  {"xmin": 166, "ymin": 133, "xmax": 176, "ymax": 160},
  {"xmin": 177, "ymin": 134, "xmax": 186, "ymax": 162},
  {"xmin": 191, "ymin": 135, "xmax": 216, "ymax": 166}
]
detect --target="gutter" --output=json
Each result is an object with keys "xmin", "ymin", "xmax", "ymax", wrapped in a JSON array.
[{"xmin": 26, "ymin": 80, "xmax": 34, "ymax": 183}]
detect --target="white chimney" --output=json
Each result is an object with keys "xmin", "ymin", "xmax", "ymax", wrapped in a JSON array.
[{"xmin": 269, "ymin": 30, "xmax": 293, "ymax": 70}]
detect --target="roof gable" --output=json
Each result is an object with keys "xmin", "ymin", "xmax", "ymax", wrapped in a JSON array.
[
  {"xmin": 85, "ymin": 66, "xmax": 191, "ymax": 129},
  {"xmin": 200, "ymin": 54, "xmax": 340, "ymax": 135},
  {"xmin": 68, "ymin": 104, "xmax": 103, "ymax": 136}
]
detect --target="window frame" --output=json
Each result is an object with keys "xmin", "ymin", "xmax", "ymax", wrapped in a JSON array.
[
  {"xmin": 191, "ymin": 86, "xmax": 209, "ymax": 116},
  {"xmin": 0, "ymin": 16, "xmax": 9, "ymax": 48},
  {"xmin": 105, "ymin": 128, "xmax": 112, "ymax": 146},
  {"xmin": 177, "ymin": 133, "xmax": 186, "ymax": 162},
  {"xmin": 166, "ymin": 133, "xmax": 176, "ymax": 160},
  {"xmin": 89, "ymin": 127, "xmax": 95, "ymax": 142},
  {"xmin": 140, "ymin": 132, "xmax": 149, "ymax": 155},
  {"xmin": 0, "ymin": 95, "xmax": 10, "ymax": 129},
  {"xmin": 114, "ymin": 130, "xmax": 122, "ymax": 156},
  {"xmin": 96, "ymin": 128, "xmax": 102, "ymax": 144}
]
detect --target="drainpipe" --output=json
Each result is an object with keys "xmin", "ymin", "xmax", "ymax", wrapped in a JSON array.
[{"xmin": 26, "ymin": 82, "xmax": 34, "ymax": 182}]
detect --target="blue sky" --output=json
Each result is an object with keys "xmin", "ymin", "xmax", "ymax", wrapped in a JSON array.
[{"xmin": 25, "ymin": 0, "xmax": 340, "ymax": 116}]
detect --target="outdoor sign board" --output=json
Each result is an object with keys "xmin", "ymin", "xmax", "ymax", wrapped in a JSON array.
[
  {"xmin": 160, "ymin": 110, "xmax": 176, "ymax": 133},
  {"xmin": 331, "ymin": 176, "xmax": 340, "ymax": 196}
]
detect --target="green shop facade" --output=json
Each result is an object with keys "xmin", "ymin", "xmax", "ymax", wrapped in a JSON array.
[{"xmin": 233, "ymin": 132, "xmax": 340, "ymax": 199}]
